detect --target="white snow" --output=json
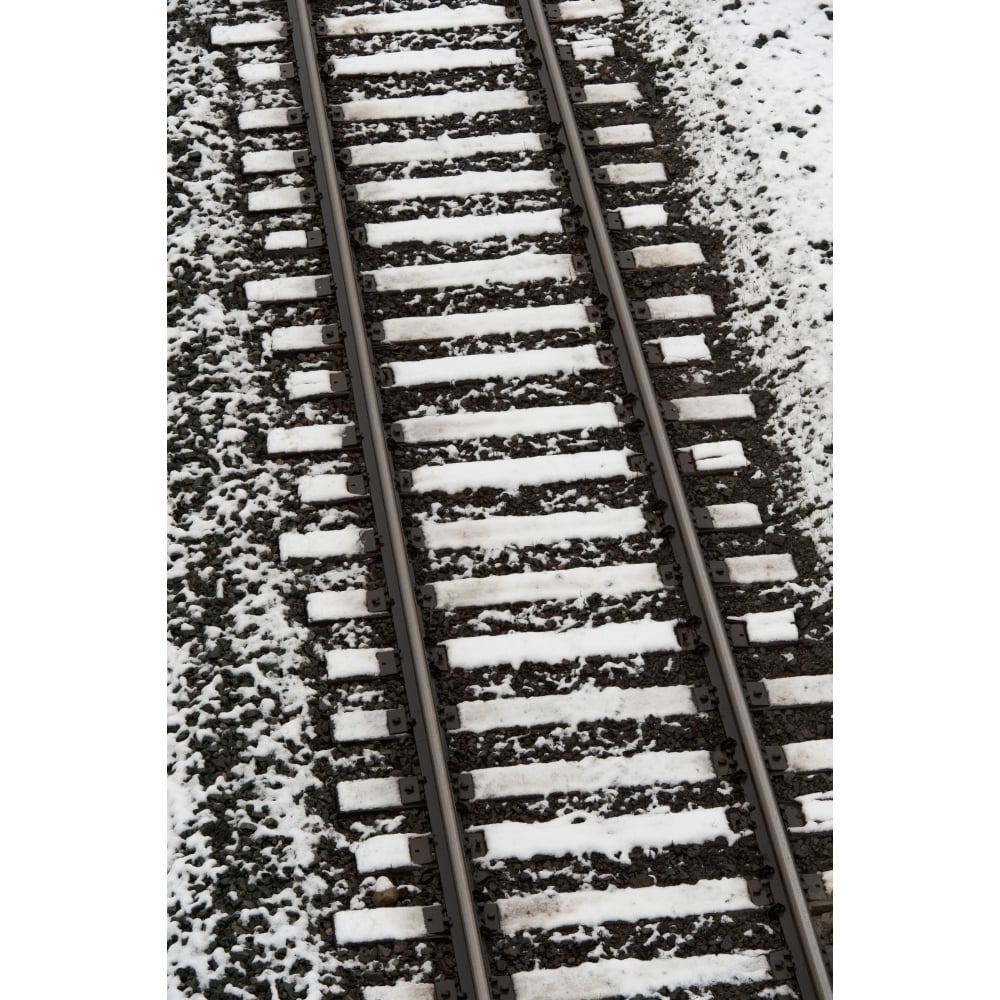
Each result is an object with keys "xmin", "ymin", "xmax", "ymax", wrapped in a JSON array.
[
  {"xmin": 330, "ymin": 708, "xmax": 391, "ymax": 743},
  {"xmin": 306, "ymin": 589, "xmax": 377, "ymax": 623},
  {"xmin": 364, "ymin": 208, "xmax": 563, "ymax": 248},
  {"xmin": 211, "ymin": 21, "xmax": 285, "ymax": 45},
  {"xmin": 325, "ymin": 647, "xmax": 392, "ymax": 682},
  {"xmin": 721, "ymin": 553, "xmax": 798, "ymax": 584},
  {"xmin": 265, "ymin": 230, "xmax": 308, "ymax": 251},
  {"xmin": 556, "ymin": 0, "xmax": 625, "ymax": 21},
  {"xmin": 385, "ymin": 345, "xmax": 603, "ymax": 387},
  {"xmin": 669, "ymin": 394, "xmax": 757, "ymax": 422},
  {"xmin": 578, "ymin": 82, "xmax": 642, "ymax": 105},
  {"xmin": 496, "ymin": 876, "xmax": 753, "ymax": 932},
  {"xmin": 763, "ymin": 674, "xmax": 832, "ymax": 707},
  {"xmin": 601, "ymin": 162, "xmax": 668, "ymax": 185},
  {"xmin": 286, "ymin": 370, "xmax": 337, "ymax": 400},
  {"xmin": 510, "ymin": 952, "xmax": 770, "ymax": 1000},
  {"xmin": 266, "ymin": 424, "xmax": 352, "ymax": 455},
  {"xmin": 652, "ymin": 334, "xmax": 712, "ymax": 363},
  {"xmin": 242, "ymin": 149, "xmax": 299, "ymax": 174},
  {"xmin": 644, "ymin": 293, "xmax": 715, "ymax": 320},
  {"xmin": 237, "ymin": 61, "xmax": 285, "ymax": 83},
  {"xmin": 679, "ymin": 439, "xmax": 748, "ymax": 472},
  {"xmin": 782, "ymin": 739, "xmax": 833, "ymax": 773},
  {"xmin": 636, "ymin": 0, "xmax": 832, "ymax": 570},
  {"xmin": 431, "ymin": 562, "xmax": 666, "ymax": 610},
  {"xmin": 789, "ymin": 791, "xmax": 833, "ymax": 836},
  {"xmin": 569, "ymin": 37, "xmax": 615, "ymax": 60},
  {"xmin": 363, "ymin": 985, "xmax": 435, "ymax": 1000},
  {"xmin": 407, "ymin": 449, "xmax": 633, "ymax": 494},
  {"xmin": 365, "ymin": 251, "xmax": 577, "ymax": 292},
  {"xmin": 479, "ymin": 805, "xmax": 738, "ymax": 861},
  {"xmin": 341, "ymin": 89, "xmax": 530, "ymax": 122},
  {"xmin": 334, "ymin": 906, "xmax": 429, "ymax": 945},
  {"xmin": 455, "ymin": 683, "xmax": 696, "ymax": 733},
  {"xmin": 442, "ymin": 617, "xmax": 679, "ymax": 670},
  {"xmin": 347, "ymin": 131, "xmax": 543, "ymax": 167},
  {"xmin": 701, "ymin": 502, "xmax": 762, "ymax": 530},
  {"xmin": 822, "ymin": 870, "xmax": 833, "ymax": 896},
  {"xmin": 467, "ymin": 748, "xmax": 714, "ymax": 800},
  {"xmin": 631, "ymin": 242, "xmax": 705, "ymax": 268},
  {"xmin": 246, "ymin": 275, "xmax": 327, "ymax": 303},
  {"xmin": 590, "ymin": 123, "xmax": 653, "ymax": 145},
  {"xmin": 298, "ymin": 473, "xmax": 365, "ymax": 504},
  {"xmin": 331, "ymin": 47, "xmax": 518, "ymax": 76},
  {"xmin": 793, "ymin": 791, "xmax": 833, "ymax": 834},
  {"xmin": 380, "ymin": 302, "xmax": 590, "ymax": 343},
  {"xmin": 278, "ymin": 527, "xmax": 366, "ymax": 561},
  {"xmin": 237, "ymin": 107, "xmax": 299, "ymax": 131},
  {"xmin": 353, "ymin": 169, "xmax": 554, "ymax": 203},
  {"xmin": 336, "ymin": 776, "xmax": 403, "ymax": 813},
  {"xmin": 322, "ymin": 5, "xmax": 512, "ymax": 35},
  {"xmin": 248, "ymin": 187, "xmax": 307, "ymax": 212},
  {"xmin": 733, "ymin": 608, "xmax": 798, "ymax": 643},
  {"xmin": 418, "ymin": 506, "xmax": 646, "ymax": 551},
  {"xmin": 355, "ymin": 833, "xmax": 416, "ymax": 873},
  {"xmin": 271, "ymin": 324, "xmax": 333, "ymax": 353},
  {"xmin": 394, "ymin": 402, "xmax": 618, "ymax": 443},
  {"xmin": 168, "ymin": 30, "xmax": 343, "ymax": 993},
  {"xmin": 616, "ymin": 203, "xmax": 669, "ymax": 229}
]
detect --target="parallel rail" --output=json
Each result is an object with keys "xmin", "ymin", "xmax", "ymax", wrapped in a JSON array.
[
  {"xmin": 284, "ymin": 2, "xmax": 493, "ymax": 997},
  {"xmin": 282, "ymin": 2, "xmax": 831, "ymax": 998}
]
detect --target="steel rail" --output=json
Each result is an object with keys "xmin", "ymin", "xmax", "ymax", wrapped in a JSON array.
[
  {"xmin": 283, "ymin": 3, "xmax": 493, "ymax": 998},
  {"xmin": 515, "ymin": 1, "xmax": 832, "ymax": 997}
]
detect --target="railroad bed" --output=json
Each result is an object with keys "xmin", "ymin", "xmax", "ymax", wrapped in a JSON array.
[{"xmin": 192, "ymin": 1, "xmax": 834, "ymax": 997}]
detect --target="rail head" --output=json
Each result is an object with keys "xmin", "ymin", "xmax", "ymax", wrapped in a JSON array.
[{"xmin": 283, "ymin": 2, "xmax": 495, "ymax": 998}]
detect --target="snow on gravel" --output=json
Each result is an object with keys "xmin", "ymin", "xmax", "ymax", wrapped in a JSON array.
[
  {"xmin": 167, "ymin": 3, "xmax": 362, "ymax": 997},
  {"xmin": 634, "ymin": 0, "xmax": 833, "ymax": 577}
]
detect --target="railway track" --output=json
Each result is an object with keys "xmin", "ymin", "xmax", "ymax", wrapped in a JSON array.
[{"xmin": 205, "ymin": 2, "xmax": 833, "ymax": 998}]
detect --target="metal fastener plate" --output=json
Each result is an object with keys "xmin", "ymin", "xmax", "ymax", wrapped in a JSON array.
[
  {"xmin": 630, "ymin": 300, "xmax": 651, "ymax": 321},
  {"xmin": 481, "ymin": 902, "xmax": 501, "ymax": 932},
  {"xmin": 767, "ymin": 950, "xmax": 794, "ymax": 980},
  {"xmin": 398, "ymin": 776, "xmax": 423, "ymax": 806},
  {"xmin": 408, "ymin": 836, "xmax": 434, "ymax": 865},
  {"xmin": 376, "ymin": 650, "xmax": 398, "ymax": 676},
  {"xmin": 422, "ymin": 905, "xmax": 446, "ymax": 935},
  {"xmin": 434, "ymin": 980, "xmax": 458, "ymax": 1000},
  {"xmin": 385, "ymin": 709, "xmax": 409, "ymax": 735},
  {"xmin": 365, "ymin": 587, "xmax": 388, "ymax": 613},
  {"xmin": 464, "ymin": 830, "xmax": 487, "ymax": 858},
  {"xmin": 727, "ymin": 621, "xmax": 750, "ymax": 646},
  {"xmin": 343, "ymin": 473, "xmax": 367, "ymax": 497},
  {"xmin": 692, "ymin": 685, "xmax": 717, "ymax": 710}
]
